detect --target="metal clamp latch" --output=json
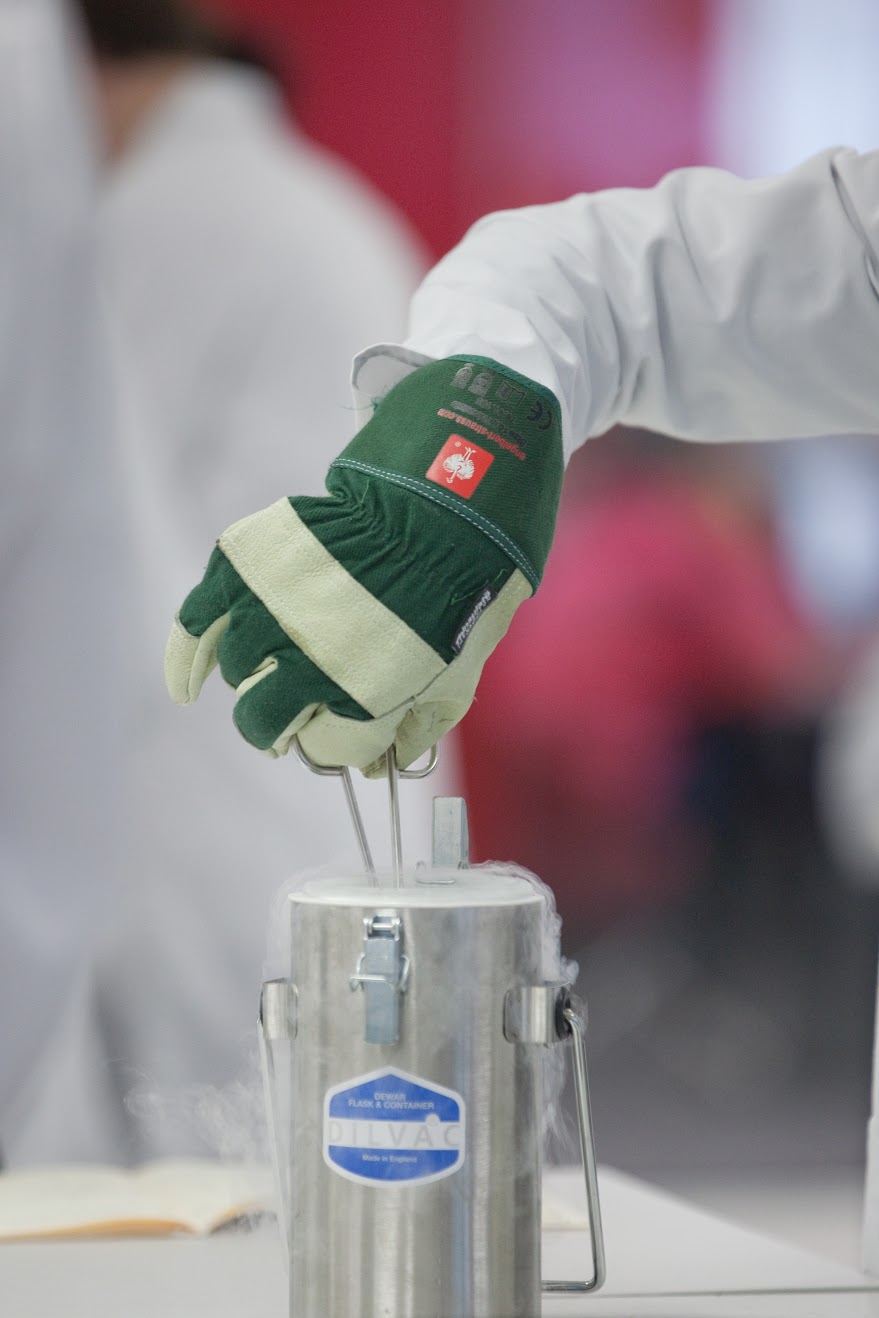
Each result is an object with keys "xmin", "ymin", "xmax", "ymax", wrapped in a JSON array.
[{"xmin": 349, "ymin": 913, "xmax": 409, "ymax": 1044}]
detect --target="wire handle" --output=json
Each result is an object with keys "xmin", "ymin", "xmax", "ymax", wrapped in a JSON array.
[
  {"xmin": 542, "ymin": 992, "xmax": 606, "ymax": 1294},
  {"xmin": 292, "ymin": 738, "xmax": 438, "ymax": 886},
  {"xmin": 292, "ymin": 738, "xmax": 377, "ymax": 882}
]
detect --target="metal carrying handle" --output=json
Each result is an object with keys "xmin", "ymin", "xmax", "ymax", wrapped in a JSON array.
[
  {"xmin": 543, "ymin": 992, "xmax": 606, "ymax": 1294},
  {"xmin": 292, "ymin": 738, "xmax": 438, "ymax": 887},
  {"xmin": 504, "ymin": 983, "xmax": 606, "ymax": 1292}
]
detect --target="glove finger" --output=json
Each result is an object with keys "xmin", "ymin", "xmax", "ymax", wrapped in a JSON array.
[
  {"xmin": 166, "ymin": 545, "xmax": 251, "ymax": 705},
  {"xmin": 299, "ymin": 705, "xmax": 408, "ymax": 772},
  {"xmin": 232, "ymin": 644, "xmax": 369, "ymax": 755},
  {"xmin": 165, "ymin": 612, "xmax": 231, "ymax": 706},
  {"xmin": 395, "ymin": 700, "xmax": 469, "ymax": 770},
  {"xmin": 357, "ymin": 701, "xmax": 466, "ymax": 779}
]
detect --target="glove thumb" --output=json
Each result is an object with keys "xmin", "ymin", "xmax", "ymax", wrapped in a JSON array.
[{"xmin": 164, "ymin": 611, "xmax": 231, "ymax": 706}]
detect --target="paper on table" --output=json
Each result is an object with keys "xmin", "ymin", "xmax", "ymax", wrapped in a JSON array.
[
  {"xmin": 543, "ymin": 1191, "xmax": 589, "ymax": 1230},
  {"xmin": 0, "ymin": 1159, "xmax": 587, "ymax": 1241},
  {"xmin": 0, "ymin": 1159, "xmax": 274, "ymax": 1240}
]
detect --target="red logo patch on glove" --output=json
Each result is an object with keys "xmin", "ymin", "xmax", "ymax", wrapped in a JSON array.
[{"xmin": 426, "ymin": 435, "xmax": 494, "ymax": 499}]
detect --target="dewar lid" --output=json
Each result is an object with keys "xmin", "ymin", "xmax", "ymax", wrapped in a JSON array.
[{"xmin": 290, "ymin": 868, "xmax": 544, "ymax": 909}]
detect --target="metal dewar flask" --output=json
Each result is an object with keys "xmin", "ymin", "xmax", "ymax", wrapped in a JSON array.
[{"xmin": 260, "ymin": 797, "xmax": 604, "ymax": 1318}]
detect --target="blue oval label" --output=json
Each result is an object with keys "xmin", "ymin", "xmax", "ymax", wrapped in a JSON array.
[{"xmin": 323, "ymin": 1067, "xmax": 466, "ymax": 1186}]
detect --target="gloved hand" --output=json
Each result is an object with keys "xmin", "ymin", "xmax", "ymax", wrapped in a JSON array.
[{"xmin": 164, "ymin": 356, "xmax": 563, "ymax": 775}]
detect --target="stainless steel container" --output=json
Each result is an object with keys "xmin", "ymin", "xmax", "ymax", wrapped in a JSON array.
[{"xmin": 260, "ymin": 805, "xmax": 604, "ymax": 1318}]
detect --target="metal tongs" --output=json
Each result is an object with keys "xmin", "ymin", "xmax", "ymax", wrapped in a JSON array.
[{"xmin": 292, "ymin": 739, "xmax": 438, "ymax": 885}]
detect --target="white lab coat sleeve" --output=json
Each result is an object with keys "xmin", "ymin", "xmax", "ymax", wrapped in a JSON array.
[{"xmin": 401, "ymin": 148, "xmax": 879, "ymax": 459}]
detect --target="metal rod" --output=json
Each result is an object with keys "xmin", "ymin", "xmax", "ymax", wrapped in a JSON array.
[
  {"xmin": 340, "ymin": 766, "xmax": 377, "ymax": 883},
  {"xmin": 385, "ymin": 746, "xmax": 403, "ymax": 886},
  {"xmin": 398, "ymin": 745, "xmax": 439, "ymax": 779},
  {"xmin": 293, "ymin": 737, "xmax": 439, "ymax": 888},
  {"xmin": 567, "ymin": 1001, "xmax": 607, "ymax": 1290},
  {"xmin": 293, "ymin": 738, "xmax": 377, "ymax": 885},
  {"xmin": 291, "ymin": 737, "xmax": 339, "ymax": 779},
  {"xmin": 542, "ymin": 1001, "xmax": 607, "ymax": 1294}
]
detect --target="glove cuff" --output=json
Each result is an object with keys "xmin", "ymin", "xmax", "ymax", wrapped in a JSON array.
[{"xmin": 329, "ymin": 356, "xmax": 563, "ymax": 588}]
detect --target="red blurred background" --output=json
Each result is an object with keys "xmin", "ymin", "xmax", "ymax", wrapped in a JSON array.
[{"xmin": 205, "ymin": 0, "xmax": 710, "ymax": 258}]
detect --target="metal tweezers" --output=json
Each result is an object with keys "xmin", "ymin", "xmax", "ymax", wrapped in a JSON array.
[{"xmin": 292, "ymin": 739, "xmax": 438, "ymax": 886}]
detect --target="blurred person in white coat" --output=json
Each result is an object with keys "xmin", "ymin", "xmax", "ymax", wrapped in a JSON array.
[
  {"xmin": 0, "ymin": 0, "xmax": 130, "ymax": 1155},
  {"xmin": 5, "ymin": 0, "xmax": 432, "ymax": 1165}
]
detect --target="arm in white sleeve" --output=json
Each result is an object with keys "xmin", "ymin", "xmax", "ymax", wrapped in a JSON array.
[{"xmin": 403, "ymin": 148, "xmax": 879, "ymax": 459}]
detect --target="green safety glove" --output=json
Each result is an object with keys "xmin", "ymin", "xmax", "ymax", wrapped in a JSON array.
[{"xmin": 164, "ymin": 356, "xmax": 563, "ymax": 776}]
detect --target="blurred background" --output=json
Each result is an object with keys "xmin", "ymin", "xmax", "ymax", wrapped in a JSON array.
[
  {"xmin": 205, "ymin": 0, "xmax": 879, "ymax": 1259},
  {"xmin": 6, "ymin": 0, "xmax": 879, "ymax": 1265}
]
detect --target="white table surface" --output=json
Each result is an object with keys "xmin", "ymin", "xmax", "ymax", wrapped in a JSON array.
[{"xmin": 4, "ymin": 1166, "xmax": 879, "ymax": 1317}]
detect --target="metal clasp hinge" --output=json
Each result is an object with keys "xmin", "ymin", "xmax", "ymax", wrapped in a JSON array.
[{"xmin": 349, "ymin": 913, "xmax": 409, "ymax": 1044}]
